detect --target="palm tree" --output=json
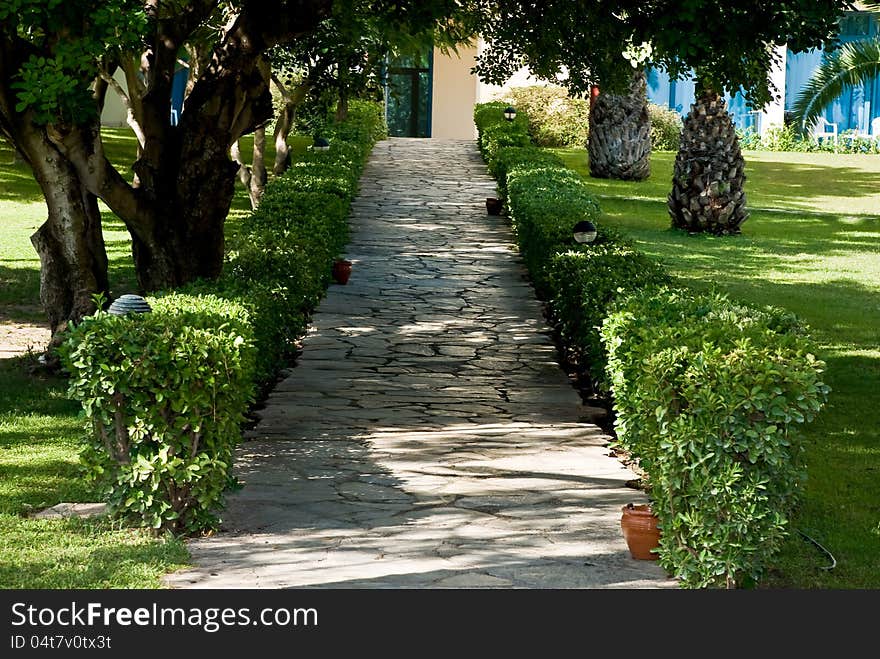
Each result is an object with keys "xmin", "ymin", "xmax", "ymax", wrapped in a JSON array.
[
  {"xmin": 791, "ymin": 39, "xmax": 880, "ymax": 131},
  {"xmin": 668, "ymin": 85, "xmax": 749, "ymax": 235},
  {"xmin": 792, "ymin": 2, "xmax": 880, "ymax": 131},
  {"xmin": 588, "ymin": 68, "xmax": 651, "ymax": 181}
]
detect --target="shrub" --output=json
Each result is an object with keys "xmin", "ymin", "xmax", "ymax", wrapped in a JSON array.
[
  {"xmin": 737, "ymin": 124, "xmax": 880, "ymax": 154},
  {"xmin": 473, "ymin": 101, "xmax": 532, "ymax": 160},
  {"xmin": 547, "ymin": 245, "xmax": 670, "ymax": 394},
  {"xmin": 489, "ymin": 146, "xmax": 565, "ymax": 197},
  {"xmin": 600, "ymin": 286, "xmax": 830, "ymax": 588},
  {"xmin": 505, "ymin": 166, "xmax": 603, "ymax": 295},
  {"xmin": 507, "ymin": 85, "xmax": 590, "ymax": 147},
  {"xmin": 61, "ymin": 295, "xmax": 256, "ymax": 535},
  {"xmin": 648, "ymin": 103, "xmax": 683, "ymax": 151}
]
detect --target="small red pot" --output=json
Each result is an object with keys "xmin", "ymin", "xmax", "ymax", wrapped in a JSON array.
[
  {"xmin": 620, "ymin": 503, "xmax": 661, "ymax": 560},
  {"xmin": 332, "ymin": 259, "xmax": 352, "ymax": 285},
  {"xmin": 486, "ymin": 197, "xmax": 503, "ymax": 215}
]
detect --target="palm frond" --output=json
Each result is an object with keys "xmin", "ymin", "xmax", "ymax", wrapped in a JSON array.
[{"xmin": 791, "ymin": 39, "xmax": 880, "ymax": 130}]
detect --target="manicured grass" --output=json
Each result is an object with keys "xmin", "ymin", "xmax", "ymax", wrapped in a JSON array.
[
  {"xmin": 555, "ymin": 147, "xmax": 880, "ymax": 589},
  {"xmin": 0, "ymin": 128, "xmax": 308, "ymax": 589}
]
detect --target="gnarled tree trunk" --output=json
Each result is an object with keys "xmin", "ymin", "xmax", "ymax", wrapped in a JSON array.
[
  {"xmin": 668, "ymin": 89, "xmax": 749, "ymax": 235},
  {"xmin": 588, "ymin": 68, "xmax": 651, "ymax": 181},
  {"xmin": 232, "ymin": 126, "xmax": 268, "ymax": 209},
  {"xmin": 272, "ymin": 73, "xmax": 311, "ymax": 176},
  {"xmin": 23, "ymin": 127, "xmax": 108, "ymax": 360}
]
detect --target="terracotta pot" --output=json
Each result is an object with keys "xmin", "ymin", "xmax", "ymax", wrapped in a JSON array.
[
  {"xmin": 332, "ymin": 259, "xmax": 352, "ymax": 285},
  {"xmin": 486, "ymin": 197, "xmax": 503, "ymax": 215},
  {"xmin": 620, "ymin": 503, "xmax": 661, "ymax": 560}
]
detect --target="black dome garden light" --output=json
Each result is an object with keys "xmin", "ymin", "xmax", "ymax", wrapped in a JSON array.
[
  {"xmin": 572, "ymin": 220, "xmax": 597, "ymax": 244},
  {"xmin": 503, "ymin": 105, "xmax": 516, "ymax": 121},
  {"xmin": 313, "ymin": 136, "xmax": 330, "ymax": 152}
]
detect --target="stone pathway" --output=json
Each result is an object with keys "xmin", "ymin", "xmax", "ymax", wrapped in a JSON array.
[{"xmin": 163, "ymin": 138, "xmax": 677, "ymax": 589}]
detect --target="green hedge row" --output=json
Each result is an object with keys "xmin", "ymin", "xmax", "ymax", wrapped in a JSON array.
[
  {"xmin": 62, "ymin": 100, "xmax": 386, "ymax": 535},
  {"xmin": 474, "ymin": 101, "xmax": 830, "ymax": 588},
  {"xmin": 601, "ymin": 287, "xmax": 829, "ymax": 588}
]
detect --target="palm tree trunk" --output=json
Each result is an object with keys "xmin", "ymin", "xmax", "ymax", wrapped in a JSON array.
[
  {"xmin": 668, "ymin": 89, "xmax": 749, "ymax": 235},
  {"xmin": 588, "ymin": 69, "xmax": 651, "ymax": 181}
]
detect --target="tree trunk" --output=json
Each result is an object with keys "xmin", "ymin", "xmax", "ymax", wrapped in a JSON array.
[
  {"xmin": 272, "ymin": 75, "xmax": 310, "ymax": 176},
  {"xmin": 231, "ymin": 126, "xmax": 268, "ymax": 209},
  {"xmin": 668, "ymin": 89, "xmax": 749, "ymax": 235},
  {"xmin": 588, "ymin": 69, "xmax": 651, "ymax": 181},
  {"xmin": 335, "ymin": 91, "xmax": 349, "ymax": 123},
  {"xmin": 22, "ymin": 128, "xmax": 109, "ymax": 360}
]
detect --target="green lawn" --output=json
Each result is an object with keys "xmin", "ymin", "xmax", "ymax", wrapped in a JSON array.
[
  {"xmin": 555, "ymin": 148, "xmax": 880, "ymax": 588},
  {"xmin": 0, "ymin": 128, "xmax": 307, "ymax": 588}
]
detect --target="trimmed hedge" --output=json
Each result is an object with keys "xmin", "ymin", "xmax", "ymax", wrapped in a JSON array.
[
  {"xmin": 475, "ymin": 100, "xmax": 831, "ymax": 589},
  {"xmin": 62, "ymin": 100, "xmax": 386, "ymax": 535},
  {"xmin": 505, "ymin": 166, "xmax": 603, "ymax": 296},
  {"xmin": 547, "ymin": 245, "xmax": 670, "ymax": 394},
  {"xmin": 600, "ymin": 287, "xmax": 830, "ymax": 588},
  {"xmin": 61, "ymin": 295, "xmax": 256, "ymax": 535},
  {"xmin": 474, "ymin": 101, "xmax": 531, "ymax": 162}
]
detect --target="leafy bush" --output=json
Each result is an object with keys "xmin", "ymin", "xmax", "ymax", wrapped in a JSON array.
[
  {"xmin": 547, "ymin": 245, "xmax": 670, "ymax": 394},
  {"xmin": 489, "ymin": 146, "xmax": 564, "ymax": 197},
  {"xmin": 61, "ymin": 295, "xmax": 256, "ymax": 535},
  {"xmin": 601, "ymin": 287, "xmax": 830, "ymax": 588},
  {"xmin": 737, "ymin": 124, "xmax": 880, "ymax": 154},
  {"xmin": 473, "ymin": 101, "xmax": 531, "ymax": 160},
  {"xmin": 648, "ymin": 103, "xmax": 682, "ymax": 151},
  {"xmin": 505, "ymin": 166, "xmax": 603, "ymax": 296},
  {"xmin": 507, "ymin": 85, "xmax": 590, "ymax": 147}
]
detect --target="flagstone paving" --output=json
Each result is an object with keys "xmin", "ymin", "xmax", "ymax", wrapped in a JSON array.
[{"xmin": 163, "ymin": 138, "xmax": 678, "ymax": 589}]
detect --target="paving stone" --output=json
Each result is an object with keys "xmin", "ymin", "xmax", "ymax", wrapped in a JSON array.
[{"xmin": 31, "ymin": 502, "xmax": 108, "ymax": 519}]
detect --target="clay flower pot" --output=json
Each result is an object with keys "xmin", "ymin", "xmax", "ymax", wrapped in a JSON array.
[
  {"xmin": 332, "ymin": 259, "xmax": 352, "ymax": 285},
  {"xmin": 620, "ymin": 503, "xmax": 661, "ymax": 560},
  {"xmin": 486, "ymin": 197, "xmax": 503, "ymax": 215}
]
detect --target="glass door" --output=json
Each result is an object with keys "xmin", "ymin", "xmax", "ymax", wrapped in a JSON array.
[{"xmin": 385, "ymin": 49, "xmax": 433, "ymax": 137}]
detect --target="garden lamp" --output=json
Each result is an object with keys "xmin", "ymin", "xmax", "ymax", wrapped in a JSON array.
[
  {"xmin": 503, "ymin": 106, "xmax": 517, "ymax": 122},
  {"xmin": 313, "ymin": 137, "xmax": 330, "ymax": 152},
  {"xmin": 107, "ymin": 294, "xmax": 152, "ymax": 316},
  {"xmin": 572, "ymin": 220, "xmax": 597, "ymax": 244}
]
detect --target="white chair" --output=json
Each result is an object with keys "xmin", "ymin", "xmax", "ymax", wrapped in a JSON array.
[{"xmin": 810, "ymin": 117, "xmax": 838, "ymax": 144}]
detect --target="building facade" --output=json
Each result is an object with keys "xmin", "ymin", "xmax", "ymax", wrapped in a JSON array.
[{"xmin": 388, "ymin": 9, "xmax": 880, "ymax": 140}]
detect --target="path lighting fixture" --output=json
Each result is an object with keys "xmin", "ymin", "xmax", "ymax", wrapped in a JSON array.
[
  {"xmin": 313, "ymin": 137, "xmax": 330, "ymax": 152},
  {"xmin": 503, "ymin": 106, "xmax": 516, "ymax": 122},
  {"xmin": 107, "ymin": 294, "xmax": 152, "ymax": 316},
  {"xmin": 572, "ymin": 220, "xmax": 598, "ymax": 244}
]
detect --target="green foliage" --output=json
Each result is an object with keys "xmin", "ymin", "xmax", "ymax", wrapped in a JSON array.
[
  {"xmin": 60, "ymin": 296, "xmax": 257, "ymax": 535},
  {"xmin": 791, "ymin": 39, "xmax": 880, "ymax": 131},
  {"xmin": 216, "ymin": 100, "xmax": 382, "ymax": 390},
  {"xmin": 506, "ymin": 85, "xmax": 590, "ymax": 147},
  {"xmin": 3, "ymin": 0, "xmax": 147, "ymax": 124},
  {"xmin": 474, "ymin": 2, "xmax": 849, "ymax": 109},
  {"xmin": 601, "ymin": 286, "xmax": 830, "ymax": 588},
  {"xmin": 648, "ymin": 103, "xmax": 683, "ymax": 151},
  {"xmin": 505, "ymin": 166, "xmax": 602, "ymax": 296},
  {"xmin": 488, "ymin": 146, "xmax": 564, "ymax": 197},
  {"xmin": 473, "ymin": 101, "xmax": 531, "ymax": 160},
  {"xmin": 738, "ymin": 125, "xmax": 880, "ymax": 154},
  {"xmin": 547, "ymin": 245, "xmax": 670, "ymax": 394}
]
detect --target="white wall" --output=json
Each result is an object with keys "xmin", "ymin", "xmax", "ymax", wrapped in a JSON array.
[
  {"xmin": 760, "ymin": 45, "xmax": 788, "ymax": 135},
  {"xmin": 100, "ymin": 68, "xmax": 128, "ymax": 127},
  {"xmin": 431, "ymin": 44, "xmax": 480, "ymax": 139}
]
